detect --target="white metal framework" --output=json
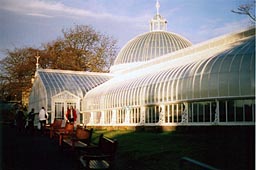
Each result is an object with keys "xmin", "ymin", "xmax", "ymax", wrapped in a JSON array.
[{"xmin": 83, "ymin": 28, "xmax": 255, "ymax": 126}]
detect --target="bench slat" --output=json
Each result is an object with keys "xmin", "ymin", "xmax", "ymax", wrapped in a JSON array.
[
  {"xmin": 61, "ymin": 128, "xmax": 93, "ymax": 151},
  {"xmin": 79, "ymin": 134, "xmax": 118, "ymax": 170}
]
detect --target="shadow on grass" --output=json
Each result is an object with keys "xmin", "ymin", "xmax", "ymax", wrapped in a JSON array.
[{"xmin": 91, "ymin": 126, "xmax": 255, "ymax": 170}]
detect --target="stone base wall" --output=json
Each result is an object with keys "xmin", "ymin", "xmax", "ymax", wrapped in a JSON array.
[{"xmin": 85, "ymin": 125, "xmax": 255, "ymax": 134}]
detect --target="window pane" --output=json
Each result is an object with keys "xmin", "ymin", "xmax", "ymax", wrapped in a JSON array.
[
  {"xmin": 219, "ymin": 101, "xmax": 226, "ymax": 122},
  {"xmin": 193, "ymin": 103, "xmax": 198, "ymax": 122},
  {"xmin": 205, "ymin": 103, "xmax": 211, "ymax": 122},
  {"xmin": 55, "ymin": 102, "xmax": 64, "ymax": 119},
  {"xmin": 235, "ymin": 100, "xmax": 244, "ymax": 121},
  {"xmin": 199, "ymin": 103, "xmax": 204, "ymax": 122},
  {"xmin": 227, "ymin": 101, "xmax": 235, "ymax": 122}
]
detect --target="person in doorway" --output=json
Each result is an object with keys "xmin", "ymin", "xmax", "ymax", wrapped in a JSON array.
[
  {"xmin": 38, "ymin": 107, "xmax": 48, "ymax": 135},
  {"xmin": 66, "ymin": 106, "xmax": 77, "ymax": 123}
]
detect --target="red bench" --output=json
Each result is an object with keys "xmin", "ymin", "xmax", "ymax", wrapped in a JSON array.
[
  {"xmin": 61, "ymin": 128, "xmax": 93, "ymax": 151},
  {"xmin": 54, "ymin": 123, "xmax": 74, "ymax": 146},
  {"xmin": 45, "ymin": 118, "xmax": 64, "ymax": 138}
]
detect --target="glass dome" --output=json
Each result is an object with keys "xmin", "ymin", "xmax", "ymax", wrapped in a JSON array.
[{"xmin": 114, "ymin": 31, "xmax": 192, "ymax": 65}]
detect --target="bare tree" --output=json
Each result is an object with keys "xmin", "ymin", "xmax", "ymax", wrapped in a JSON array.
[{"xmin": 231, "ymin": 1, "xmax": 255, "ymax": 22}]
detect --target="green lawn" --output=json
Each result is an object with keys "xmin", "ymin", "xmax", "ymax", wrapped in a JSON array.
[{"xmin": 91, "ymin": 127, "xmax": 254, "ymax": 170}]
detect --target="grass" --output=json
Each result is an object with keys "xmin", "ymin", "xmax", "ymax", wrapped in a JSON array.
[{"xmin": 90, "ymin": 127, "xmax": 254, "ymax": 170}]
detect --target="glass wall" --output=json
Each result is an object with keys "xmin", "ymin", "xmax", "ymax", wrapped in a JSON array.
[
  {"xmin": 85, "ymin": 37, "xmax": 255, "ymax": 114},
  {"xmin": 85, "ymin": 98, "xmax": 254, "ymax": 126}
]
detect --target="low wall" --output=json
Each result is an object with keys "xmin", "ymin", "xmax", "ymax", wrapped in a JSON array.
[{"xmin": 85, "ymin": 125, "xmax": 255, "ymax": 134}]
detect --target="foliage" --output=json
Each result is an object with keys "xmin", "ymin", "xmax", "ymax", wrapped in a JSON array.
[
  {"xmin": 0, "ymin": 47, "xmax": 38, "ymax": 101},
  {"xmin": 0, "ymin": 25, "xmax": 118, "ymax": 103},
  {"xmin": 43, "ymin": 25, "xmax": 117, "ymax": 72}
]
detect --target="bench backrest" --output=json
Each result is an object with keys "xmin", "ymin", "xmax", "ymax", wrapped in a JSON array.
[
  {"xmin": 52, "ymin": 119, "xmax": 63, "ymax": 129},
  {"xmin": 64, "ymin": 123, "xmax": 74, "ymax": 132},
  {"xmin": 98, "ymin": 134, "xmax": 118, "ymax": 157},
  {"xmin": 76, "ymin": 128, "xmax": 93, "ymax": 144}
]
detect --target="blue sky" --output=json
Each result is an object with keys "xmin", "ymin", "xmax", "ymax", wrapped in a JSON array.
[{"xmin": 0, "ymin": 0, "xmax": 253, "ymax": 59}]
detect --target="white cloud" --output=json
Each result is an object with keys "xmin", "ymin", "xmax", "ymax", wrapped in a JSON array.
[
  {"xmin": 26, "ymin": 12, "xmax": 52, "ymax": 18},
  {"xmin": 0, "ymin": 0, "xmax": 148, "ymax": 23},
  {"xmin": 0, "ymin": 0, "xmax": 95, "ymax": 18}
]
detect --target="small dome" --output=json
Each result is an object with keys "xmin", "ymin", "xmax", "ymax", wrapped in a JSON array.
[{"xmin": 114, "ymin": 31, "xmax": 192, "ymax": 65}]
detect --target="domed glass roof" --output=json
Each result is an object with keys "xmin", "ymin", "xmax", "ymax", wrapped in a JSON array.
[
  {"xmin": 113, "ymin": 1, "xmax": 192, "ymax": 66},
  {"xmin": 114, "ymin": 31, "xmax": 192, "ymax": 65}
]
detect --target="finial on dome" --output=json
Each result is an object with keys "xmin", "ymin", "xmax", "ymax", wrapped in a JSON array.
[
  {"xmin": 156, "ymin": 0, "xmax": 160, "ymax": 15},
  {"xmin": 149, "ymin": 0, "xmax": 168, "ymax": 32}
]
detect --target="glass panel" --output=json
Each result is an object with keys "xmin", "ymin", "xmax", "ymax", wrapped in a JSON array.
[
  {"xmin": 193, "ymin": 103, "xmax": 198, "ymax": 122},
  {"xmin": 67, "ymin": 102, "xmax": 76, "ymax": 108},
  {"xmin": 219, "ymin": 101, "xmax": 226, "ymax": 122},
  {"xmin": 208, "ymin": 74, "xmax": 218, "ymax": 97},
  {"xmin": 188, "ymin": 103, "xmax": 193, "ymax": 122},
  {"xmin": 116, "ymin": 109, "xmax": 125, "ymax": 124},
  {"xmin": 164, "ymin": 105, "xmax": 168, "ymax": 123},
  {"xmin": 219, "ymin": 73, "xmax": 229, "ymax": 96},
  {"xmin": 168, "ymin": 105, "xmax": 173, "ymax": 123},
  {"xmin": 154, "ymin": 106, "xmax": 160, "ymax": 123},
  {"xmin": 83, "ymin": 112, "xmax": 91, "ymax": 124},
  {"xmin": 211, "ymin": 102, "xmax": 217, "ymax": 122},
  {"xmin": 55, "ymin": 102, "xmax": 64, "ymax": 119},
  {"xmin": 201, "ymin": 74, "xmax": 209, "ymax": 98},
  {"xmin": 145, "ymin": 106, "xmax": 159, "ymax": 123},
  {"xmin": 240, "ymin": 73, "xmax": 252, "ymax": 95},
  {"xmin": 227, "ymin": 101, "xmax": 235, "ymax": 122},
  {"xmin": 193, "ymin": 75, "xmax": 200, "ymax": 98},
  {"xmin": 235, "ymin": 100, "xmax": 244, "ymax": 121},
  {"xmin": 177, "ymin": 104, "xmax": 182, "ymax": 122},
  {"xmin": 94, "ymin": 112, "xmax": 101, "ymax": 124},
  {"xmin": 205, "ymin": 103, "xmax": 211, "ymax": 122},
  {"xmin": 198, "ymin": 103, "xmax": 204, "ymax": 122},
  {"xmin": 104, "ymin": 110, "xmax": 112, "ymax": 124},
  {"xmin": 244, "ymin": 100, "xmax": 253, "ymax": 122},
  {"xmin": 229, "ymin": 72, "xmax": 239, "ymax": 96}
]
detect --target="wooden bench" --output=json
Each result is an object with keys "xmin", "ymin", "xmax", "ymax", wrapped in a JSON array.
[
  {"xmin": 54, "ymin": 123, "xmax": 74, "ymax": 146},
  {"xmin": 45, "ymin": 118, "xmax": 64, "ymax": 138},
  {"xmin": 61, "ymin": 128, "xmax": 93, "ymax": 151},
  {"xmin": 79, "ymin": 134, "xmax": 118, "ymax": 170}
]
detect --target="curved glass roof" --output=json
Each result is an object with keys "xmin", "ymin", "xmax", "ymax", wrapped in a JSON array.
[
  {"xmin": 114, "ymin": 31, "xmax": 192, "ymax": 65},
  {"xmin": 84, "ymin": 32, "xmax": 255, "ymax": 111},
  {"xmin": 38, "ymin": 69, "xmax": 112, "ymax": 100}
]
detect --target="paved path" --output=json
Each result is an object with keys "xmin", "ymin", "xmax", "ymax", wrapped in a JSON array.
[{"xmin": 1, "ymin": 124, "xmax": 80, "ymax": 170}]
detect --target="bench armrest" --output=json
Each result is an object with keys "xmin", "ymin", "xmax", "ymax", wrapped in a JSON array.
[
  {"xmin": 81, "ymin": 154, "xmax": 112, "ymax": 160},
  {"xmin": 79, "ymin": 145, "xmax": 99, "ymax": 152}
]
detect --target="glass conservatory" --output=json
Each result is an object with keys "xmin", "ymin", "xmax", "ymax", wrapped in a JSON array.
[
  {"xmin": 29, "ymin": 69, "xmax": 112, "ymax": 123},
  {"xmin": 83, "ymin": 27, "xmax": 255, "ymax": 126},
  {"xmin": 29, "ymin": 1, "xmax": 255, "ymax": 128}
]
